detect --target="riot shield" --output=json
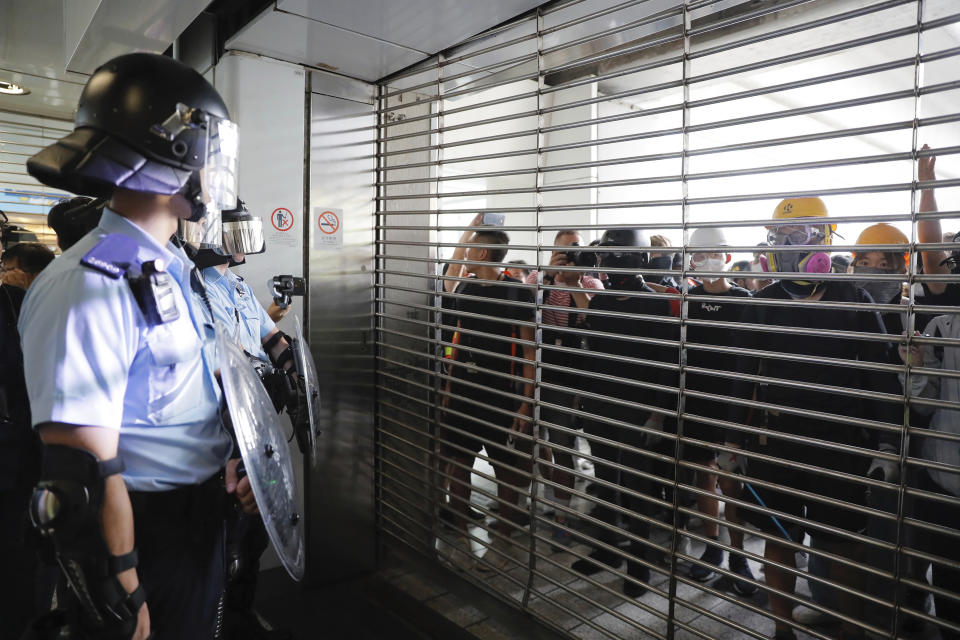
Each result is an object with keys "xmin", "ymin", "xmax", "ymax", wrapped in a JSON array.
[
  {"xmin": 293, "ymin": 316, "xmax": 321, "ymax": 465},
  {"xmin": 218, "ymin": 330, "xmax": 305, "ymax": 582}
]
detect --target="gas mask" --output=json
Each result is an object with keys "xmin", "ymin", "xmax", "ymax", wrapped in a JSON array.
[{"xmin": 767, "ymin": 224, "xmax": 832, "ymax": 298}]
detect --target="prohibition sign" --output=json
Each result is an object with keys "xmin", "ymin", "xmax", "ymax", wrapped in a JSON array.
[
  {"xmin": 271, "ymin": 207, "xmax": 294, "ymax": 231},
  {"xmin": 318, "ymin": 210, "xmax": 340, "ymax": 235}
]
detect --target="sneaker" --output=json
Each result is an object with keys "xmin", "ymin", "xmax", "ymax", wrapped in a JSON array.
[
  {"xmin": 622, "ymin": 578, "xmax": 648, "ymax": 599},
  {"xmin": 571, "ymin": 548, "xmax": 622, "ymax": 576},
  {"xmin": 623, "ymin": 561, "xmax": 651, "ymax": 598},
  {"xmin": 438, "ymin": 534, "xmax": 476, "ymax": 571},
  {"xmin": 729, "ymin": 554, "xmax": 759, "ymax": 596},
  {"xmin": 791, "ymin": 605, "xmax": 827, "ymax": 626},
  {"xmin": 690, "ymin": 542, "xmax": 723, "ymax": 582}
]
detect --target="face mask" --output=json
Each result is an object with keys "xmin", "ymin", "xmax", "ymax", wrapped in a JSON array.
[
  {"xmin": 853, "ymin": 266, "xmax": 902, "ymax": 303},
  {"xmin": 693, "ymin": 257, "xmax": 725, "ymax": 282}
]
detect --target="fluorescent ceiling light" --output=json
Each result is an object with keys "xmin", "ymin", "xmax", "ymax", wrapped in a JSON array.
[{"xmin": 0, "ymin": 80, "xmax": 30, "ymax": 95}]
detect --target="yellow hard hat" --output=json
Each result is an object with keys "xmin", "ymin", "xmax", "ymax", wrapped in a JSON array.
[
  {"xmin": 769, "ymin": 197, "xmax": 836, "ymax": 238},
  {"xmin": 854, "ymin": 223, "xmax": 910, "ymax": 264}
]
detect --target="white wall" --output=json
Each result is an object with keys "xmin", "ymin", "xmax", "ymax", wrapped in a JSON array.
[
  {"xmin": 213, "ymin": 52, "xmax": 307, "ymax": 326},
  {"xmin": 213, "ymin": 51, "xmax": 307, "ymax": 571}
]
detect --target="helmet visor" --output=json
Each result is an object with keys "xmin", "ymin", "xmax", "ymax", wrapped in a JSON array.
[
  {"xmin": 220, "ymin": 217, "xmax": 265, "ymax": 255},
  {"xmin": 201, "ymin": 117, "xmax": 239, "ymax": 213}
]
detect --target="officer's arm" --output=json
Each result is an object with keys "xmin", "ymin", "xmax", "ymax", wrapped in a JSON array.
[
  {"xmin": 262, "ymin": 326, "xmax": 293, "ymax": 370},
  {"xmin": 444, "ymin": 213, "xmax": 483, "ymax": 293},
  {"xmin": 38, "ymin": 423, "xmax": 139, "ymax": 593}
]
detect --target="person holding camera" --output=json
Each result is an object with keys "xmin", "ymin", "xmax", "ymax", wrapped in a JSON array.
[
  {"xmin": 524, "ymin": 230, "xmax": 604, "ymax": 546},
  {"xmin": 439, "ymin": 214, "xmax": 537, "ymax": 572}
]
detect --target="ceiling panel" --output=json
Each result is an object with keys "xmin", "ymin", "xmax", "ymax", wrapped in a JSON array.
[
  {"xmin": 276, "ymin": 0, "xmax": 542, "ymax": 55},
  {"xmin": 0, "ymin": 0, "xmax": 86, "ymax": 119},
  {"xmin": 0, "ymin": 0, "xmax": 207, "ymax": 120},
  {"xmin": 226, "ymin": 10, "xmax": 427, "ymax": 82},
  {"xmin": 65, "ymin": 0, "xmax": 210, "ymax": 75}
]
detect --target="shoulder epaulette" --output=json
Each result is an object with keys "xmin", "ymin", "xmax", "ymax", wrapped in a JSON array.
[{"xmin": 80, "ymin": 234, "xmax": 139, "ymax": 279}]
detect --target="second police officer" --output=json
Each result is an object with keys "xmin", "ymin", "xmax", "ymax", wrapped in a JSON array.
[
  {"xmin": 20, "ymin": 53, "xmax": 257, "ymax": 640},
  {"xmin": 189, "ymin": 200, "xmax": 298, "ymax": 640}
]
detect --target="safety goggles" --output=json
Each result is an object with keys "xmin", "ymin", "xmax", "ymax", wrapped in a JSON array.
[
  {"xmin": 690, "ymin": 252, "xmax": 724, "ymax": 265},
  {"xmin": 767, "ymin": 224, "xmax": 828, "ymax": 246}
]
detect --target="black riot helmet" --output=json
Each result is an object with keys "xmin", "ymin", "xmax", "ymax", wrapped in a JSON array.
[
  {"xmin": 27, "ymin": 53, "xmax": 238, "ymax": 211},
  {"xmin": 46, "ymin": 196, "xmax": 106, "ymax": 250},
  {"xmin": 597, "ymin": 228, "xmax": 651, "ymax": 289}
]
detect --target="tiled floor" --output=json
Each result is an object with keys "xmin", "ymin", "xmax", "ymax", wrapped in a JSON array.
[{"xmin": 378, "ymin": 442, "xmax": 947, "ymax": 640}]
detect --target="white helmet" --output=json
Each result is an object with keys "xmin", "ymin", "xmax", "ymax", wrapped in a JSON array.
[{"xmin": 688, "ymin": 227, "xmax": 729, "ymax": 249}]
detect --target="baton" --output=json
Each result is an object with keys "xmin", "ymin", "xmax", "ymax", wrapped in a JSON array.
[{"xmin": 743, "ymin": 480, "xmax": 794, "ymax": 543}]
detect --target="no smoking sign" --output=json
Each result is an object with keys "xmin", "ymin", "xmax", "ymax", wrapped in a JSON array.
[
  {"xmin": 318, "ymin": 210, "xmax": 340, "ymax": 234},
  {"xmin": 314, "ymin": 207, "xmax": 343, "ymax": 250}
]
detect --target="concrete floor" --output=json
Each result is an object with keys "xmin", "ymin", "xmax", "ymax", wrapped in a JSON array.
[
  {"xmin": 253, "ymin": 439, "xmax": 947, "ymax": 640},
  {"xmin": 395, "ymin": 442, "xmax": 946, "ymax": 640}
]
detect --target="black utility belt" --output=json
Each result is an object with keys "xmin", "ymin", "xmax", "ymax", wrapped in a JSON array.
[{"xmin": 128, "ymin": 471, "xmax": 226, "ymax": 522}]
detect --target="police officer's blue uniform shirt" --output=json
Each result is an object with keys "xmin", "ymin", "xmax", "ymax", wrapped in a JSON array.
[
  {"xmin": 202, "ymin": 266, "xmax": 276, "ymax": 361},
  {"xmin": 19, "ymin": 208, "xmax": 232, "ymax": 492}
]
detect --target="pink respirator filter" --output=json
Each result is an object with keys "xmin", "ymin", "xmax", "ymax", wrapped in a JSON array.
[{"xmin": 802, "ymin": 252, "xmax": 832, "ymax": 274}]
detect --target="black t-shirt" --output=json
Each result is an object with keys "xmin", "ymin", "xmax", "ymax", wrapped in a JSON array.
[
  {"xmin": 685, "ymin": 285, "xmax": 752, "ymax": 401},
  {"xmin": 584, "ymin": 286, "xmax": 679, "ymax": 410},
  {"xmin": 919, "ymin": 281, "xmax": 960, "ymax": 307},
  {"xmin": 451, "ymin": 275, "xmax": 534, "ymax": 381},
  {"xmin": 730, "ymin": 281, "xmax": 901, "ymax": 435}
]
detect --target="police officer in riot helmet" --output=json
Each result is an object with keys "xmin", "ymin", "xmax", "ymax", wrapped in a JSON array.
[
  {"xmin": 573, "ymin": 228, "xmax": 679, "ymax": 599},
  {"xmin": 20, "ymin": 53, "xmax": 252, "ymax": 640},
  {"xmin": 47, "ymin": 196, "xmax": 106, "ymax": 251},
  {"xmin": 187, "ymin": 200, "xmax": 302, "ymax": 640}
]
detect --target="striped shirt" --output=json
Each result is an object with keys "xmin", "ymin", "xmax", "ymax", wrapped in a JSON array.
[{"xmin": 525, "ymin": 271, "xmax": 605, "ymax": 327}]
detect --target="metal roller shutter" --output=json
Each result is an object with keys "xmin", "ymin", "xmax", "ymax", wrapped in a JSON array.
[{"xmin": 374, "ymin": 1, "xmax": 960, "ymax": 638}]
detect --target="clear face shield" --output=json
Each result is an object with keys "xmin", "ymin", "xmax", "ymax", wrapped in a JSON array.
[
  {"xmin": 201, "ymin": 117, "xmax": 239, "ymax": 214},
  {"xmin": 153, "ymin": 104, "xmax": 239, "ymax": 251}
]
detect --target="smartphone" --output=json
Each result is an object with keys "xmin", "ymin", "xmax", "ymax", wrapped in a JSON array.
[{"xmin": 481, "ymin": 212, "xmax": 505, "ymax": 226}]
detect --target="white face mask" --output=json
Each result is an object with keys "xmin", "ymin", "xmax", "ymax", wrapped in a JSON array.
[{"xmin": 693, "ymin": 257, "xmax": 725, "ymax": 282}]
